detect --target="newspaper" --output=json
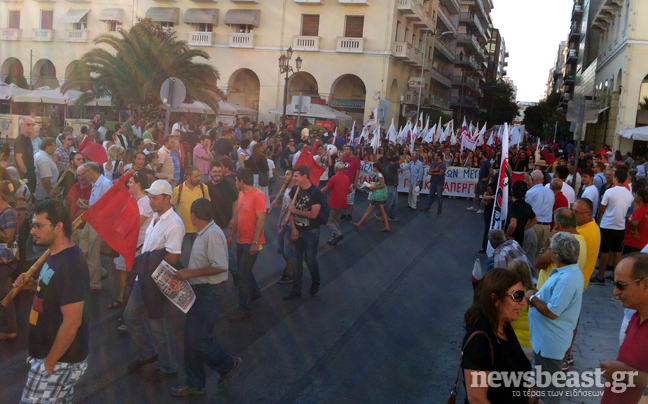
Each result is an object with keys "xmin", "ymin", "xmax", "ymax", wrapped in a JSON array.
[{"xmin": 151, "ymin": 260, "xmax": 195, "ymax": 313}]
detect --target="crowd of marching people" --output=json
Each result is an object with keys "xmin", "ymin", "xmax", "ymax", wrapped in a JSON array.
[{"xmin": 0, "ymin": 111, "xmax": 647, "ymax": 403}]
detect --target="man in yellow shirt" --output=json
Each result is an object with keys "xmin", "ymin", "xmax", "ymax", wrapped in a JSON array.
[
  {"xmin": 171, "ymin": 166, "xmax": 211, "ymax": 247},
  {"xmin": 574, "ymin": 198, "xmax": 601, "ymax": 291}
]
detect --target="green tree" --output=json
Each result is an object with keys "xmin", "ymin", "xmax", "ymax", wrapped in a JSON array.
[
  {"xmin": 63, "ymin": 19, "xmax": 224, "ymax": 121},
  {"xmin": 478, "ymin": 79, "xmax": 518, "ymax": 125},
  {"xmin": 522, "ymin": 92, "xmax": 571, "ymax": 141}
]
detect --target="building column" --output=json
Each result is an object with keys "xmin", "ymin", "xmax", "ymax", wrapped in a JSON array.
[{"xmin": 608, "ymin": 89, "xmax": 621, "ymax": 151}]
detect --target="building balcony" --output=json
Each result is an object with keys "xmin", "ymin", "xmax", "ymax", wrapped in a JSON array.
[
  {"xmin": 565, "ymin": 74, "xmax": 575, "ymax": 83},
  {"xmin": 567, "ymin": 48, "xmax": 577, "ymax": 61},
  {"xmin": 397, "ymin": 0, "xmax": 425, "ymax": 24},
  {"xmin": 437, "ymin": 6, "xmax": 457, "ymax": 34},
  {"xmin": 228, "ymin": 32, "xmax": 255, "ymax": 48},
  {"xmin": 0, "ymin": 28, "xmax": 20, "ymax": 40},
  {"xmin": 452, "ymin": 75, "xmax": 481, "ymax": 93},
  {"xmin": 188, "ymin": 31, "xmax": 214, "ymax": 46},
  {"xmin": 33, "ymin": 29, "xmax": 53, "ymax": 41},
  {"xmin": 455, "ymin": 53, "xmax": 480, "ymax": 70},
  {"xmin": 338, "ymin": 0, "xmax": 368, "ymax": 4},
  {"xmin": 572, "ymin": 2, "xmax": 583, "ymax": 20},
  {"xmin": 393, "ymin": 41, "xmax": 422, "ymax": 65},
  {"xmin": 442, "ymin": 0, "xmax": 460, "ymax": 14},
  {"xmin": 65, "ymin": 29, "xmax": 89, "ymax": 42},
  {"xmin": 294, "ymin": 0, "xmax": 324, "ymax": 4},
  {"xmin": 336, "ymin": 36, "xmax": 365, "ymax": 53},
  {"xmin": 429, "ymin": 94, "xmax": 451, "ymax": 109},
  {"xmin": 450, "ymin": 95, "xmax": 479, "ymax": 109},
  {"xmin": 457, "ymin": 33, "xmax": 482, "ymax": 54},
  {"xmin": 293, "ymin": 35, "xmax": 320, "ymax": 51},
  {"xmin": 429, "ymin": 65, "xmax": 452, "ymax": 88},
  {"xmin": 434, "ymin": 39, "xmax": 454, "ymax": 62}
]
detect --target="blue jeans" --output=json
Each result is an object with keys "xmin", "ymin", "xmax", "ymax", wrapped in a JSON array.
[
  {"xmin": 123, "ymin": 281, "xmax": 179, "ymax": 373},
  {"xmin": 277, "ymin": 227, "xmax": 296, "ymax": 260},
  {"xmin": 184, "ymin": 283, "xmax": 234, "ymax": 389},
  {"xmin": 424, "ymin": 182, "xmax": 444, "ymax": 211},
  {"xmin": 384, "ymin": 186, "xmax": 398, "ymax": 219},
  {"xmin": 291, "ymin": 228, "xmax": 321, "ymax": 294},
  {"xmin": 236, "ymin": 243, "xmax": 261, "ymax": 314}
]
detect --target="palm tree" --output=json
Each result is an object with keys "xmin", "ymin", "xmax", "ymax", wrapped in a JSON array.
[{"xmin": 62, "ymin": 19, "xmax": 224, "ymax": 120}]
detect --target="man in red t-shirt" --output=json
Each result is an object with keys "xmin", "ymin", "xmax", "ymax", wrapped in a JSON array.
[
  {"xmin": 322, "ymin": 162, "xmax": 351, "ymax": 246},
  {"xmin": 550, "ymin": 178, "xmax": 568, "ymax": 230},
  {"xmin": 601, "ymin": 254, "xmax": 648, "ymax": 404},
  {"xmin": 227, "ymin": 168, "xmax": 266, "ymax": 323},
  {"xmin": 341, "ymin": 145, "xmax": 361, "ymax": 220},
  {"xmin": 623, "ymin": 192, "xmax": 648, "ymax": 254},
  {"xmin": 64, "ymin": 165, "xmax": 92, "ymax": 243}
]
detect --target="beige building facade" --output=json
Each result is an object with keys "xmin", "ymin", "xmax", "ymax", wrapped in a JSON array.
[{"xmin": 0, "ymin": 0, "xmax": 502, "ymax": 127}]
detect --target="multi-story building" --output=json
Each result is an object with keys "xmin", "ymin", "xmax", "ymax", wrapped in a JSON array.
[
  {"xmin": 450, "ymin": 0, "xmax": 493, "ymax": 122},
  {"xmin": 497, "ymin": 36, "xmax": 508, "ymax": 80},
  {"xmin": 545, "ymin": 41, "xmax": 566, "ymax": 99},
  {"xmin": 0, "ymin": 0, "xmax": 503, "ymax": 126}
]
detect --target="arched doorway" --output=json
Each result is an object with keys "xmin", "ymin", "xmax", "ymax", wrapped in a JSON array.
[
  {"xmin": 227, "ymin": 68, "xmax": 260, "ymax": 111},
  {"xmin": 388, "ymin": 79, "xmax": 401, "ymax": 125},
  {"xmin": 329, "ymin": 74, "xmax": 366, "ymax": 123},
  {"xmin": 287, "ymin": 72, "xmax": 319, "ymax": 100},
  {"xmin": 1, "ymin": 58, "xmax": 28, "ymax": 88},
  {"xmin": 64, "ymin": 60, "xmax": 92, "ymax": 92},
  {"xmin": 33, "ymin": 59, "xmax": 59, "ymax": 89}
]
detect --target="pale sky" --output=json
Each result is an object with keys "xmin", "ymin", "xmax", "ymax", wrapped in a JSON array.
[{"xmin": 490, "ymin": 0, "xmax": 574, "ymax": 103}]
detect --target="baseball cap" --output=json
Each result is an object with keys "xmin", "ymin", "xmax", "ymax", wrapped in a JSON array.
[
  {"xmin": 143, "ymin": 138, "xmax": 154, "ymax": 145},
  {"xmin": 145, "ymin": 180, "xmax": 173, "ymax": 196}
]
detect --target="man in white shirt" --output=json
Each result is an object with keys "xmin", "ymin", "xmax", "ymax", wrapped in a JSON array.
[
  {"xmin": 78, "ymin": 162, "xmax": 112, "ymax": 292},
  {"xmin": 172, "ymin": 118, "xmax": 187, "ymax": 134},
  {"xmin": 33, "ymin": 138, "xmax": 59, "ymax": 201},
  {"xmin": 170, "ymin": 199, "xmax": 241, "ymax": 396},
  {"xmin": 580, "ymin": 168, "xmax": 599, "ymax": 216},
  {"xmin": 566, "ymin": 161, "xmax": 582, "ymax": 195},
  {"xmin": 526, "ymin": 170, "xmax": 555, "ymax": 255},
  {"xmin": 124, "ymin": 180, "xmax": 185, "ymax": 382},
  {"xmin": 591, "ymin": 167, "xmax": 634, "ymax": 285}
]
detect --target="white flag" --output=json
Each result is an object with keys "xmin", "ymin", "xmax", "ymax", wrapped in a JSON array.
[
  {"xmin": 387, "ymin": 119, "xmax": 397, "ymax": 144},
  {"xmin": 434, "ymin": 117, "xmax": 443, "ymax": 142},
  {"xmin": 349, "ymin": 121, "xmax": 356, "ymax": 143},
  {"xmin": 424, "ymin": 124, "xmax": 436, "ymax": 143},
  {"xmin": 440, "ymin": 126, "xmax": 448, "ymax": 143},
  {"xmin": 487, "ymin": 123, "xmax": 510, "ymax": 256},
  {"xmin": 371, "ymin": 125, "xmax": 381, "ymax": 153}
]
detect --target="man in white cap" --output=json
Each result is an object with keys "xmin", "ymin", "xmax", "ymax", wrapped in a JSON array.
[{"xmin": 124, "ymin": 179, "xmax": 185, "ymax": 383}]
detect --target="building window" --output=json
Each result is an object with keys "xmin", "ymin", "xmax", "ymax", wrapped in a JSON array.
[
  {"xmin": 344, "ymin": 15, "xmax": 364, "ymax": 38},
  {"xmin": 73, "ymin": 20, "xmax": 87, "ymax": 30},
  {"xmin": 232, "ymin": 24, "xmax": 253, "ymax": 33},
  {"xmin": 41, "ymin": 10, "xmax": 53, "ymax": 30},
  {"xmin": 159, "ymin": 21, "xmax": 174, "ymax": 31},
  {"xmin": 395, "ymin": 21, "xmax": 401, "ymax": 41},
  {"xmin": 193, "ymin": 23, "xmax": 213, "ymax": 32},
  {"xmin": 8, "ymin": 10, "xmax": 19, "ymax": 29},
  {"xmin": 301, "ymin": 14, "xmax": 319, "ymax": 37},
  {"xmin": 108, "ymin": 21, "xmax": 122, "ymax": 32}
]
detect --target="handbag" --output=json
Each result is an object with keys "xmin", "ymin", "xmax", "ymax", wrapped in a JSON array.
[
  {"xmin": 258, "ymin": 171, "xmax": 270, "ymax": 187},
  {"xmin": 447, "ymin": 330, "xmax": 494, "ymax": 404},
  {"xmin": 372, "ymin": 184, "xmax": 388, "ymax": 202}
]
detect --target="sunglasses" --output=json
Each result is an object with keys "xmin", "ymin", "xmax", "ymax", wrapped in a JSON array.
[
  {"xmin": 613, "ymin": 278, "xmax": 645, "ymax": 291},
  {"xmin": 506, "ymin": 290, "xmax": 525, "ymax": 302}
]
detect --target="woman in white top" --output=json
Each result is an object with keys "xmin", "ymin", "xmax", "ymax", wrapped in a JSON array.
[
  {"xmin": 103, "ymin": 144, "xmax": 125, "ymax": 181},
  {"xmin": 112, "ymin": 172, "xmax": 155, "ymax": 328}
]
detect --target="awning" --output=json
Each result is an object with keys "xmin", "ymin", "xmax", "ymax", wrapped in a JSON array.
[
  {"xmin": 224, "ymin": 9, "xmax": 260, "ymax": 27},
  {"xmin": 59, "ymin": 9, "xmax": 89, "ymax": 23},
  {"xmin": 183, "ymin": 8, "xmax": 219, "ymax": 25},
  {"xmin": 145, "ymin": 7, "xmax": 180, "ymax": 24},
  {"xmin": 98, "ymin": 8, "xmax": 125, "ymax": 23}
]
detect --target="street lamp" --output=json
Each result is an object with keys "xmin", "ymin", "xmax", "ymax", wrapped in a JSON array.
[{"xmin": 278, "ymin": 46, "xmax": 302, "ymax": 125}]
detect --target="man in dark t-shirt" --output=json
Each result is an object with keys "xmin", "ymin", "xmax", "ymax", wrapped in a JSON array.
[
  {"xmin": 284, "ymin": 165, "xmax": 323, "ymax": 300},
  {"xmin": 506, "ymin": 180, "xmax": 537, "ymax": 246},
  {"xmin": 14, "ymin": 200, "xmax": 89, "ymax": 403},
  {"xmin": 212, "ymin": 129, "xmax": 235, "ymax": 157},
  {"xmin": 15, "ymin": 117, "xmax": 37, "ymax": 193}
]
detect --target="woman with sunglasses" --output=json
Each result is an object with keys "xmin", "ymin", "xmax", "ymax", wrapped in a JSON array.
[{"xmin": 462, "ymin": 267, "xmax": 533, "ymax": 403}]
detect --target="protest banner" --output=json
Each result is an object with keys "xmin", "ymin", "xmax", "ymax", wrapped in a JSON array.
[{"xmin": 358, "ymin": 161, "xmax": 526, "ymax": 199}]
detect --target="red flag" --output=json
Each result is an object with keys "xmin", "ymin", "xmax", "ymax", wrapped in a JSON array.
[
  {"xmin": 294, "ymin": 140, "xmax": 326, "ymax": 186},
  {"xmin": 78, "ymin": 136, "xmax": 108, "ymax": 165},
  {"xmin": 81, "ymin": 171, "xmax": 140, "ymax": 270},
  {"xmin": 596, "ymin": 147, "xmax": 608, "ymax": 155}
]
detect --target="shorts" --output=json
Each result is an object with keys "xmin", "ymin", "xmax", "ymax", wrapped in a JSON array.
[
  {"xmin": 600, "ymin": 228, "xmax": 625, "ymax": 253},
  {"xmin": 371, "ymin": 199, "xmax": 385, "ymax": 206},
  {"xmin": 21, "ymin": 357, "xmax": 88, "ymax": 404},
  {"xmin": 114, "ymin": 255, "xmax": 126, "ymax": 271},
  {"xmin": 347, "ymin": 188, "xmax": 356, "ymax": 205},
  {"xmin": 476, "ymin": 180, "xmax": 488, "ymax": 196}
]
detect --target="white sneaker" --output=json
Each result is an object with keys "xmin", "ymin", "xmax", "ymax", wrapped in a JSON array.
[
  {"xmin": 476, "ymin": 209, "xmax": 484, "ymax": 214},
  {"xmin": 466, "ymin": 207, "xmax": 476, "ymax": 211}
]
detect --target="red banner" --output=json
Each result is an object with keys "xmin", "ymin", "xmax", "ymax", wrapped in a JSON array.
[{"xmin": 314, "ymin": 121, "xmax": 334, "ymax": 131}]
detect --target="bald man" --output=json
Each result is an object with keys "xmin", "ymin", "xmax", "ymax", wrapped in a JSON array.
[{"xmin": 525, "ymin": 170, "xmax": 555, "ymax": 255}]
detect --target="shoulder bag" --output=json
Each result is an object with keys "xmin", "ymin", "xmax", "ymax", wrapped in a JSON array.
[{"xmin": 447, "ymin": 330, "xmax": 494, "ymax": 404}]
